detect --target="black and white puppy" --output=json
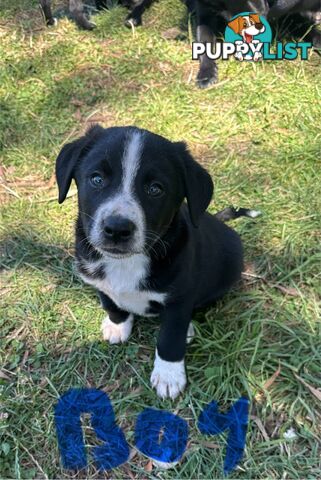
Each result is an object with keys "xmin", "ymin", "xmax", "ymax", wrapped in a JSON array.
[{"xmin": 56, "ymin": 125, "xmax": 248, "ymax": 399}]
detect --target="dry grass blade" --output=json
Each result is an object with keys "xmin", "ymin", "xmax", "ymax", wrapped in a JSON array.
[
  {"xmin": 263, "ymin": 365, "xmax": 281, "ymax": 390},
  {"xmin": 294, "ymin": 374, "xmax": 321, "ymax": 402}
]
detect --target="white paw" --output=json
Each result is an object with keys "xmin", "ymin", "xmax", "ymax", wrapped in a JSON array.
[
  {"xmin": 101, "ymin": 314, "xmax": 133, "ymax": 344},
  {"xmin": 152, "ymin": 459, "xmax": 179, "ymax": 469},
  {"xmin": 186, "ymin": 322, "xmax": 195, "ymax": 344},
  {"xmin": 151, "ymin": 350, "xmax": 186, "ymax": 399}
]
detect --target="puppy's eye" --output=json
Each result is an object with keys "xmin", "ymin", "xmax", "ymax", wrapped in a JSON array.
[
  {"xmin": 90, "ymin": 173, "xmax": 104, "ymax": 188},
  {"xmin": 146, "ymin": 182, "xmax": 164, "ymax": 197}
]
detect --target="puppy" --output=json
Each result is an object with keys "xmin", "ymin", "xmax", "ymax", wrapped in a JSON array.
[
  {"xmin": 56, "ymin": 125, "xmax": 248, "ymax": 399},
  {"xmin": 40, "ymin": 0, "xmax": 96, "ymax": 30}
]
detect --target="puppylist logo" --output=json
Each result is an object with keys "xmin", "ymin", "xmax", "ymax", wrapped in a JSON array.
[{"xmin": 192, "ymin": 12, "xmax": 312, "ymax": 62}]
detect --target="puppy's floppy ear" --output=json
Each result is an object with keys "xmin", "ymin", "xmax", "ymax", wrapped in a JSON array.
[
  {"xmin": 250, "ymin": 14, "xmax": 261, "ymax": 24},
  {"xmin": 228, "ymin": 16, "xmax": 243, "ymax": 34},
  {"xmin": 175, "ymin": 142, "xmax": 214, "ymax": 228},
  {"xmin": 55, "ymin": 124, "xmax": 104, "ymax": 204}
]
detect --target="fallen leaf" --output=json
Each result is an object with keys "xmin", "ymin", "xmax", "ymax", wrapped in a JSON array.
[
  {"xmin": 294, "ymin": 374, "xmax": 321, "ymax": 402},
  {"xmin": 250, "ymin": 415, "xmax": 270, "ymax": 442},
  {"xmin": 144, "ymin": 459, "xmax": 153, "ymax": 472},
  {"xmin": 263, "ymin": 365, "xmax": 281, "ymax": 390},
  {"xmin": 201, "ymin": 441, "xmax": 220, "ymax": 449},
  {"xmin": 274, "ymin": 285, "xmax": 300, "ymax": 297},
  {"xmin": 0, "ymin": 370, "xmax": 11, "ymax": 380},
  {"xmin": 20, "ymin": 350, "xmax": 29, "ymax": 367},
  {"xmin": 161, "ymin": 27, "xmax": 182, "ymax": 40}
]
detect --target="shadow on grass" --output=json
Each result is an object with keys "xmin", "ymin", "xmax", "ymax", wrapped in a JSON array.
[{"xmin": 1, "ymin": 232, "xmax": 77, "ymax": 288}]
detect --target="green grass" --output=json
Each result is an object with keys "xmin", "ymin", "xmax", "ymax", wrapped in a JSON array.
[{"xmin": 1, "ymin": 0, "xmax": 321, "ymax": 478}]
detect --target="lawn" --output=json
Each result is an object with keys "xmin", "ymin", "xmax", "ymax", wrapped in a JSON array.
[{"xmin": 0, "ymin": 0, "xmax": 321, "ymax": 478}]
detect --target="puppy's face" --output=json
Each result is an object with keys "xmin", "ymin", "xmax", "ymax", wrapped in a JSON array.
[{"xmin": 56, "ymin": 126, "xmax": 213, "ymax": 258}]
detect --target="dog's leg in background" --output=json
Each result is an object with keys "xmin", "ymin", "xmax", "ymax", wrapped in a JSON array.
[
  {"xmin": 40, "ymin": 0, "xmax": 56, "ymax": 26},
  {"xmin": 293, "ymin": 11, "xmax": 321, "ymax": 49},
  {"xmin": 196, "ymin": 4, "xmax": 219, "ymax": 88},
  {"xmin": 267, "ymin": 1, "xmax": 321, "ymax": 49},
  {"xmin": 98, "ymin": 291, "xmax": 134, "ymax": 344},
  {"xmin": 151, "ymin": 304, "xmax": 193, "ymax": 399},
  {"xmin": 124, "ymin": 0, "xmax": 156, "ymax": 27},
  {"xmin": 69, "ymin": 0, "xmax": 96, "ymax": 30}
]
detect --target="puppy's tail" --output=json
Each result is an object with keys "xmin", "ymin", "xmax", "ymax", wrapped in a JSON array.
[{"xmin": 215, "ymin": 206, "xmax": 261, "ymax": 222}]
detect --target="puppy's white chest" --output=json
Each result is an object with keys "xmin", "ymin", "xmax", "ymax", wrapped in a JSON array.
[{"xmin": 78, "ymin": 254, "xmax": 166, "ymax": 316}]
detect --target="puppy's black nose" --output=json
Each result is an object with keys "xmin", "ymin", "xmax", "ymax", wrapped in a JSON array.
[
  {"xmin": 255, "ymin": 22, "xmax": 263, "ymax": 29},
  {"xmin": 103, "ymin": 216, "xmax": 136, "ymax": 243}
]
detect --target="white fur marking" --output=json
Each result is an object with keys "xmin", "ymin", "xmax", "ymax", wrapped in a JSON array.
[
  {"xmin": 89, "ymin": 131, "xmax": 146, "ymax": 253},
  {"xmin": 151, "ymin": 349, "xmax": 186, "ymax": 399},
  {"xmin": 122, "ymin": 131, "xmax": 143, "ymax": 193},
  {"xmin": 101, "ymin": 313, "xmax": 134, "ymax": 344},
  {"xmin": 246, "ymin": 209, "xmax": 261, "ymax": 218},
  {"xmin": 77, "ymin": 256, "xmax": 166, "ymax": 316},
  {"xmin": 152, "ymin": 459, "xmax": 179, "ymax": 469},
  {"xmin": 186, "ymin": 322, "xmax": 195, "ymax": 344}
]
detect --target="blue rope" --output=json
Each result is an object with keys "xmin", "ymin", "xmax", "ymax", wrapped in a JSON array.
[
  {"xmin": 135, "ymin": 408, "xmax": 188, "ymax": 463},
  {"xmin": 198, "ymin": 397, "xmax": 249, "ymax": 475},
  {"xmin": 54, "ymin": 388, "xmax": 129, "ymax": 470}
]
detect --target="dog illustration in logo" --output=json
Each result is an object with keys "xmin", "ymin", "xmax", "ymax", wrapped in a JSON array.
[{"xmin": 228, "ymin": 14, "xmax": 266, "ymax": 61}]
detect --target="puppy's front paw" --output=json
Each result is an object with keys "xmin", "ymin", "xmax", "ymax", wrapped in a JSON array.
[
  {"xmin": 196, "ymin": 64, "xmax": 218, "ymax": 89},
  {"xmin": 124, "ymin": 16, "xmax": 142, "ymax": 28},
  {"xmin": 101, "ymin": 314, "xmax": 133, "ymax": 344},
  {"xmin": 151, "ymin": 351, "xmax": 186, "ymax": 399}
]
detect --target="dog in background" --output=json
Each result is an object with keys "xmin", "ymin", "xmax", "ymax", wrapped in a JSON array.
[
  {"xmin": 40, "ymin": 0, "xmax": 96, "ymax": 29},
  {"xmin": 56, "ymin": 125, "xmax": 259, "ymax": 399},
  {"xmin": 194, "ymin": 0, "xmax": 268, "ymax": 88},
  {"xmin": 40, "ymin": 0, "xmax": 155, "ymax": 30},
  {"xmin": 96, "ymin": 0, "xmax": 156, "ymax": 28},
  {"xmin": 194, "ymin": 0, "xmax": 321, "ymax": 88},
  {"xmin": 268, "ymin": 0, "xmax": 321, "ymax": 48}
]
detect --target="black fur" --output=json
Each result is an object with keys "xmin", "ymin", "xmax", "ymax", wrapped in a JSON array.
[
  {"xmin": 40, "ymin": 0, "xmax": 96, "ymax": 29},
  {"xmin": 56, "ymin": 126, "xmax": 247, "ymax": 380}
]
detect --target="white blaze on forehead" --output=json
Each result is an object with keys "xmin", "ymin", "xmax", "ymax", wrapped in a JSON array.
[
  {"xmin": 121, "ymin": 131, "xmax": 144, "ymax": 193},
  {"xmin": 89, "ymin": 129, "xmax": 146, "ymax": 253}
]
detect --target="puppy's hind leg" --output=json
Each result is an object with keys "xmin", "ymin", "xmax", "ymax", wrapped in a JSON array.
[
  {"xmin": 69, "ymin": 0, "xmax": 96, "ymax": 30},
  {"xmin": 40, "ymin": 0, "xmax": 57, "ymax": 26}
]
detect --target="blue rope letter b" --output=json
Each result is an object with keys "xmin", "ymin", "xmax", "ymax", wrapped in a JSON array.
[{"xmin": 54, "ymin": 388, "xmax": 129, "ymax": 470}]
